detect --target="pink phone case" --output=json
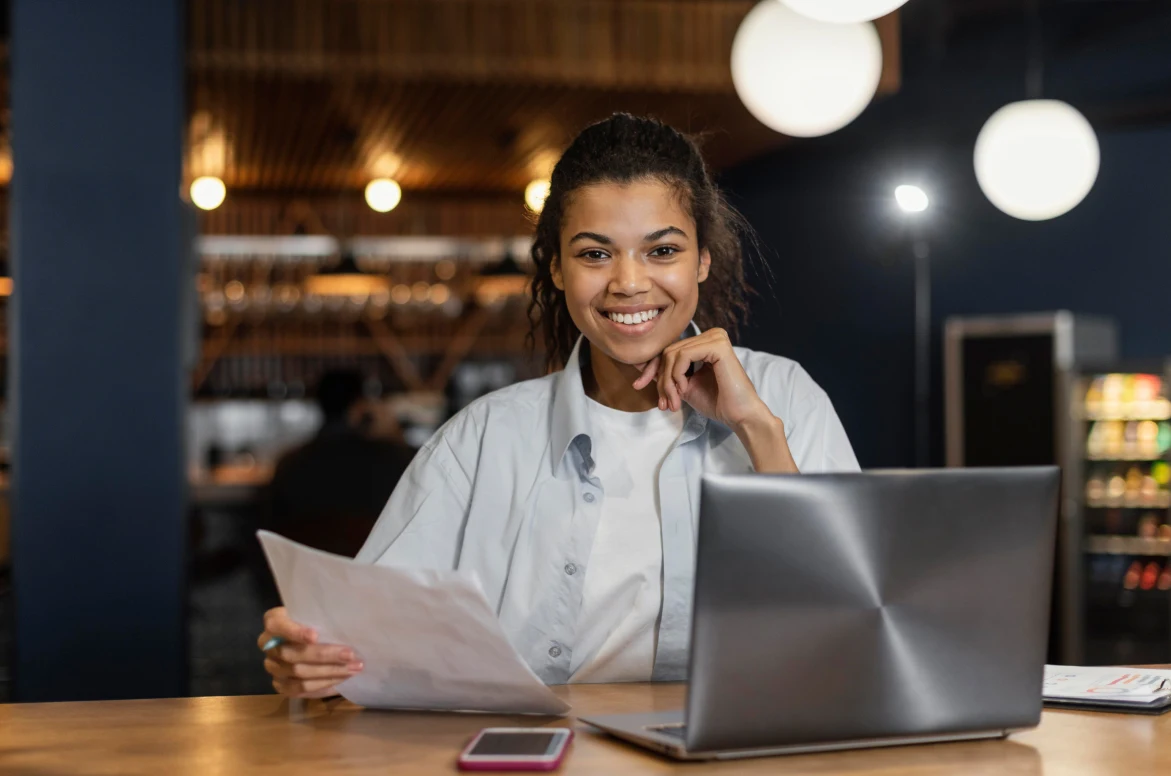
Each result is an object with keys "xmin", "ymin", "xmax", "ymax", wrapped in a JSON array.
[{"xmin": 457, "ymin": 729, "xmax": 574, "ymax": 771}]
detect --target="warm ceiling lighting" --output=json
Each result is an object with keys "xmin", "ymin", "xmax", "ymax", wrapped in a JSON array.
[
  {"xmin": 0, "ymin": 149, "xmax": 12, "ymax": 186},
  {"xmin": 365, "ymin": 178, "xmax": 402, "ymax": 213},
  {"xmin": 0, "ymin": 278, "xmax": 11, "ymax": 297},
  {"xmin": 525, "ymin": 179, "xmax": 551, "ymax": 213},
  {"xmin": 190, "ymin": 176, "xmax": 226, "ymax": 211},
  {"xmin": 429, "ymin": 283, "xmax": 451, "ymax": 305}
]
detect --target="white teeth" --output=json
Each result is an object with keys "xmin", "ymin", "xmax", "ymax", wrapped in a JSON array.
[{"xmin": 607, "ymin": 309, "xmax": 661, "ymax": 324}]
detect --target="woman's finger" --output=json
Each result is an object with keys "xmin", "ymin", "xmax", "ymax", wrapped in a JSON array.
[
  {"xmin": 658, "ymin": 344, "xmax": 695, "ymax": 411},
  {"xmin": 265, "ymin": 658, "xmax": 362, "ymax": 682},
  {"xmin": 261, "ymin": 607, "xmax": 317, "ymax": 646},
  {"xmin": 273, "ymin": 642, "xmax": 356, "ymax": 666},
  {"xmin": 632, "ymin": 356, "xmax": 660, "ymax": 391},
  {"xmin": 655, "ymin": 350, "xmax": 672, "ymax": 410},
  {"xmin": 658, "ymin": 350, "xmax": 683, "ymax": 412},
  {"xmin": 272, "ymin": 677, "xmax": 348, "ymax": 699},
  {"xmin": 670, "ymin": 343, "xmax": 697, "ymax": 398}
]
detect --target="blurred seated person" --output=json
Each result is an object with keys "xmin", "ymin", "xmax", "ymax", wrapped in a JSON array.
[{"xmin": 262, "ymin": 370, "xmax": 415, "ymax": 565}]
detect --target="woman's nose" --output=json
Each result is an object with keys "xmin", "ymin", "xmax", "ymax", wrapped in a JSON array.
[{"xmin": 609, "ymin": 254, "xmax": 651, "ymax": 295}]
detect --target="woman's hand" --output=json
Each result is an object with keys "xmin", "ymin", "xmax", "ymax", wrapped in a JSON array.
[
  {"xmin": 633, "ymin": 328, "xmax": 799, "ymax": 473},
  {"xmin": 259, "ymin": 607, "xmax": 364, "ymax": 698}
]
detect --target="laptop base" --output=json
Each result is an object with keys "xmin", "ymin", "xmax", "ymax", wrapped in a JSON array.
[{"xmin": 579, "ymin": 711, "xmax": 1017, "ymax": 761}]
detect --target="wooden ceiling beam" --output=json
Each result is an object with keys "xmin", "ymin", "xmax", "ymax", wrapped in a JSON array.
[
  {"xmin": 201, "ymin": 194, "xmax": 532, "ymax": 238},
  {"xmin": 190, "ymin": 0, "xmax": 753, "ymax": 92},
  {"xmin": 191, "ymin": 0, "xmax": 900, "ymax": 95}
]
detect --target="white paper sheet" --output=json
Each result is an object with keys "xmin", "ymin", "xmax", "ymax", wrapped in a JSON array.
[
  {"xmin": 1044, "ymin": 665, "xmax": 1171, "ymax": 704},
  {"xmin": 257, "ymin": 531, "xmax": 570, "ymax": 716}
]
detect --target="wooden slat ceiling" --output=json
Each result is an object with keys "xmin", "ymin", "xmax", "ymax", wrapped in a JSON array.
[
  {"xmin": 190, "ymin": 77, "xmax": 777, "ymax": 193},
  {"xmin": 188, "ymin": 0, "xmax": 901, "ymax": 197}
]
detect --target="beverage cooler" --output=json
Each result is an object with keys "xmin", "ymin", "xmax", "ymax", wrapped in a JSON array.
[
  {"xmin": 1076, "ymin": 368, "xmax": 1171, "ymax": 665},
  {"xmin": 947, "ymin": 313, "xmax": 1171, "ymax": 665}
]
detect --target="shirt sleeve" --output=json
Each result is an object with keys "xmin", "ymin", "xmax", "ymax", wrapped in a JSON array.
[
  {"xmin": 744, "ymin": 350, "xmax": 861, "ymax": 473},
  {"xmin": 787, "ymin": 388, "xmax": 861, "ymax": 473},
  {"xmin": 353, "ymin": 408, "xmax": 482, "ymax": 569}
]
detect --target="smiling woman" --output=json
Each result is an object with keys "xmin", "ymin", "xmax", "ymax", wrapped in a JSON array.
[
  {"xmin": 258, "ymin": 114, "xmax": 859, "ymax": 698},
  {"xmin": 529, "ymin": 116, "xmax": 750, "ymax": 375},
  {"xmin": 555, "ymin": 184, "xmax": 709, "ymax": 375}
]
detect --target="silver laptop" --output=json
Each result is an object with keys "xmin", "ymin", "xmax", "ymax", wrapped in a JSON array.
[{"xmin": 580, "ymin": 467, "xmax": 1059, "ymax": 760}]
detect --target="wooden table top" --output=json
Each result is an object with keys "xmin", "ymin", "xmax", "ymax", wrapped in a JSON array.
[{"xmin": 1, "ymin": 682, "xmax": 1168, "ymax": 775}]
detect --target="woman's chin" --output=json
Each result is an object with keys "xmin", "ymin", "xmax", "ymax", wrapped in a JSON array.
[
  {"xmin": 584, "ymin": 317, "xmax": 688, "ymax": 369},
  {"xmin": 608, "ymin": 343, "xmax": 667, "ymax": 369}
]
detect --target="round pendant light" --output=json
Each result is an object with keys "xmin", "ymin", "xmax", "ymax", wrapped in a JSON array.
[
  {"xmin": 781, "ymin": 0, "xmax": 908, "ymax": 24},
  {"xmin": 974, "ymin": 100, "xmax": 1099, "ymax": 221},
  {"xmin": 732, "ymin": 1, "xmax": 883, "ymax": 138}
]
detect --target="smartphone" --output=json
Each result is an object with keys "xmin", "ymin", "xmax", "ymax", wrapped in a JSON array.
[{"xmin": 457, "ymin": 727, "xmax": 573, "ymax": 771}]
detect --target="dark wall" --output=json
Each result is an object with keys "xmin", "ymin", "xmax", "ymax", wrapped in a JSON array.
[
  {"xmin": 724, "ymin": 127, "xmax": 1171, "ymax": 469},
  {"xmin": 11, "ymin": 0, "xmax": 188, "ymax": 701},
  {"xmin": 724, "ymin": 149, "xmax": 917, "ymax": 469}
]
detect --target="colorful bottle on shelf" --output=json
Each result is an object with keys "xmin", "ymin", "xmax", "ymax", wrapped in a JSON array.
[
  {"xmin": 1123, "ymin": 560, "xmax": 1143, "ymax": 590},
  {"xmin": 1140, "ymin": 561, "xmax": 1160, "ymax": 591},
  {"xmin": 1138, "ymin": 513, "xmax": 1159, "ymax": 539}
]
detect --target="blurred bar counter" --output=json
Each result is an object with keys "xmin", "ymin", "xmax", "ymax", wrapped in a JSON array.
[{"xmin": 189, "ymin": 463, "xmax": 274, "ymax": 507}]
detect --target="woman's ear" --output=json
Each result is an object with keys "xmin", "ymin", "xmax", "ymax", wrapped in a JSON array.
[
  {"xmin": 551, "ymin": 256, "xmax": 565, "ymax": 290},
  {"xmin": 697, "ymin": 248, "xmax": 712, "ymax": 283}
]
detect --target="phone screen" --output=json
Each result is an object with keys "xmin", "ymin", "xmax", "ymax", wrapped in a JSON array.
[{"xmin": 468, "ymin": 731, "xmax": 561, "ymax": 757}]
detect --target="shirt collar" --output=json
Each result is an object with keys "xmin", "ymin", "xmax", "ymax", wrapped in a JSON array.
[
  {"xmin": 549, "ymin": 322, "xmax": 705, "ymax": 475},
  {"xmin": 550, "ymin": 336, "xmax": 593, "ymax": 475}
]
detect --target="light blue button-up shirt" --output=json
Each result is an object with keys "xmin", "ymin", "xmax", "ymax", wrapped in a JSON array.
[{"xmin": 355, "ymin": 336, "xmax": 859, "ymax": 683}]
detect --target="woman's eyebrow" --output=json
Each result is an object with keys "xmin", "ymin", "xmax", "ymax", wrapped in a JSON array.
[
  {"xmin": 568, "ymin": 231, "xmax": 612, "ymax": 245},
  {"xmin": 644, "ymin": 226, "xmax": 688, "ymax": 242}
]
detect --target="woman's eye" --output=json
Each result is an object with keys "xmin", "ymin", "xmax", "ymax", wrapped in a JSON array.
[
  {"xmin": 650, "ymin": 246, "xmax": 680, "ymax": 258},
  {"xmin": 580, "ymin": 250, "xmax": 609, "ymax": 261}
]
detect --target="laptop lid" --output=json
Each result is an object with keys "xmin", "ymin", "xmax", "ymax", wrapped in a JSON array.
[{"xmin": 684, "ymin": 467, "xmax": 1059, "ymax": 753}]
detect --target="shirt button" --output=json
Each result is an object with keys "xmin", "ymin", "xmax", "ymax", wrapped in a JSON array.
[
  {"xmin": 549, "ymin": 645, "xmax": 562, "ymax": 658},
  {"xmin": 583, "ymin": 492, "xmax": 596, "ymax": 503},
  {"xmin": 564, "ymin": 563, "xmax": 577, "ymax": 576}
]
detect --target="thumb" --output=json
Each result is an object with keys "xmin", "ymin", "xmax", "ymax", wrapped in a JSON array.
[{"xmin": 632, "ymin": 357, "xmax": 660, "ymax": 390}]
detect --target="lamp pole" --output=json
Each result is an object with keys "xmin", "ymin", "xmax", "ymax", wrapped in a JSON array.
[
  {"xmin": 912, "ymin": 234, "xmax": 931, "ymax": 468},
  {"xmin": 894, "ymin": 184, "xmax": 931, "ymax": 468}
]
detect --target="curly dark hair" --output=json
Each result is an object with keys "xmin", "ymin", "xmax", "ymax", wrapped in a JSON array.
[{"xmin": 527, "ymin": 113, "xmax": 754, "ymax": 372}]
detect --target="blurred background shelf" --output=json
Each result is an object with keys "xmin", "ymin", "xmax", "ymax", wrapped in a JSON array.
[
  {"xmin": 1086, "ymin": 535, "xmax": 1171, "ymax": 557},
  {"xmin": 1078, "ymin": 369, "xmax": 1171, "ymax": 664},
  {"xmin": 1085, "ymin": 494, "xmax": 1171, "ymax": 509}
]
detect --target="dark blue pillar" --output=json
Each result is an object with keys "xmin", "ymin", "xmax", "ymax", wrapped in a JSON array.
[{"xmin": 10, "ymin": 0, "xmax": 188, "ymax": 701}]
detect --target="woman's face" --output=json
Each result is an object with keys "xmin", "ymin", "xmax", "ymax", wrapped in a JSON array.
[{"xmin": 552, "ymin": 179, "xmax": 710, "ymax": 367}]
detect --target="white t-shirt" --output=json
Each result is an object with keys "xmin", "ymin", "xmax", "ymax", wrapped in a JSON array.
[{"xmin": 568, "ymin": 397, "xmax": 685, "ymax": 683}]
